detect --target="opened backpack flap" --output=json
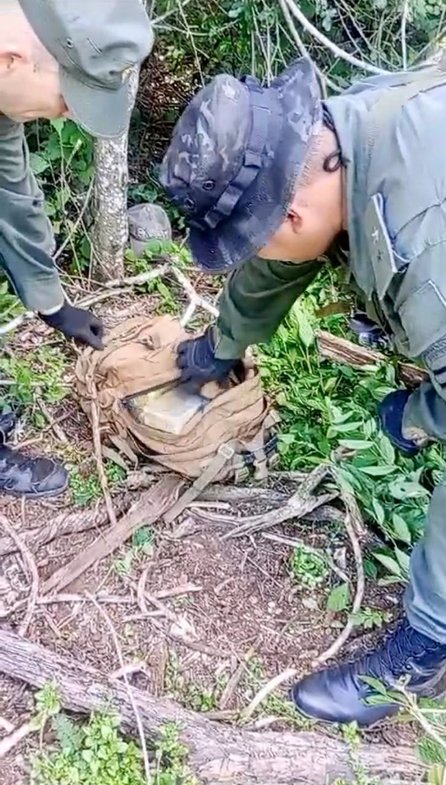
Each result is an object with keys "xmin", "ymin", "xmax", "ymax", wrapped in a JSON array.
[{"xmin": 75, "ymin": 315, "xmax": 279, "ymax": 487}]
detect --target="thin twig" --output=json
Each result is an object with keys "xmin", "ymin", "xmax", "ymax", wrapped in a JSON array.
[
  {"xmin": 314, "ymin": 475, "xmax": 365, "ymax": 665},
  {"xmin": 37, "ymin": 396, "xmax": 68, "ymax": 443},
  {"xmin": 170, "ymin": 265, "xmax": 219, "ymax": 324},
  {"xmin": 401, "ymin": 0, "xmax": 410, "ymax": 70},
  {"xmin": 283, "ymin": 0, "xmax": 390, "ymax": 75},
  {"xmin": 0, "ymin": 722, "xmax": 33, "ymax": 759},
  {"xmin": 0, "ymin": 717, "xmax": 14, "ymax": 733},
  {"xmin": 87, "ymin": 594, "xmax": 152, "ymax": 784},
  {"xmin": 242, "ymin": 668, "xmax": 297, "ymax": 722},
  {"xmin": 53, "ymin": 178, "xmax": 94, "ymax": 262},
  {"xmin": 0, "ymin": 513, "xmax": 39, "ymax": 637},
  {"xmin": 89, "ymin": 380, "xmax": 118, "ymax": 529},
  {"xmin": 219, "ymin": 647, "xmax": 256, "ymax": 710},
  {"xmin": 111, "ymin": 661, "xmax": 150, "ymax": 681}
]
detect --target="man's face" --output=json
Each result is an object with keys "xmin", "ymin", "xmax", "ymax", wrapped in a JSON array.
[
  {"xmin": 0, "ymin": 8, "xmax": 68, "ymax": 122},
  {"xmin": 257, "ymin": 207, "xmax": 336, "ymax": 264},
  {"xmin": 0, "ymin": 53, "xmax": 68, "ymax": 123}
]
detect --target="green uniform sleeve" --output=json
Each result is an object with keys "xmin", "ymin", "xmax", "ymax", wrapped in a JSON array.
[
  {"xmin": 0, "ymin": 116, "xmax": 64, "ymax": 313},
  {"xmin": 393, "ymin": 242, "xmax": 446, "ymax": 443},
  {"xmin": 215, "ymin": 256, "xmax": 321, "ymax": 359}
]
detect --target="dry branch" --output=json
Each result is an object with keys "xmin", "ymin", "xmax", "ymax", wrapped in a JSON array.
[
  {"xmin": 0, "ymin": 494, "xmax": 132, "ymax": 558},
  {"xmin": 0, "ymin": 514, "xmax": 39, "ymax": 636},
  {"xmin": 317, "ymin": 330, "xmax": 428, "ymax": 387},
  {"xmin": 223, "ymin": 465, "xmax": 333, "ymax": 539},
  {"xmin": 0, "ymin": 629, "xmax": 424, "ymax": 784},
  {"xmin": 0, "ymin": 720, "xmax": 33, "ymax": 759},
  {"xmin": 41, "ymin": 476, "xmax": 183, "ymax": 595},
  {"xmin": 315, "ymin": 477, "xmax": 366, "ymax": 665}
]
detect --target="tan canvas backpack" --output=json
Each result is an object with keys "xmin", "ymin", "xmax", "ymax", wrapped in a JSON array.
[{"xmin": 75, "ymin": 315, "xmax": 279, "ymax": 489}]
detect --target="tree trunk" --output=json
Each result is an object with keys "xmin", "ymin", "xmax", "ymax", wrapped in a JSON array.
[
  {"xmin": 0, "ymin": 630, "xmax": 424, "ymax": 784},
  {"xmin": 91, "ymin": 68, "xmax": 140, "ymax": 281}
]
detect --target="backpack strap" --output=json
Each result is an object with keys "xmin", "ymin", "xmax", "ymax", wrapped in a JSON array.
[{"xmin": 163, "ymin": 442, "xmax": 236, "ymax": 524}]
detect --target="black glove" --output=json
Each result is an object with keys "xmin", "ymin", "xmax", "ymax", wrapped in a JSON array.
[
  {"xmin": 40, "ymin": 303, "xmax": 104, "ymax": 350},
  {"xmin": 176, "ymin": 326, "xmax": 239, "ymax": 391}
]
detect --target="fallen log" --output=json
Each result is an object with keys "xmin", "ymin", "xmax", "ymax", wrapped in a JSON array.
[
  {"xmin": 0, "ymin": 629, "xmax": 424, "ymax": 784},
  {"xmin": 317, "ymin": 330, "xmax": 428, "ymax": 387}
]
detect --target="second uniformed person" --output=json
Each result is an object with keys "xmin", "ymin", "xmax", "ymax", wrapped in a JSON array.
[{"xmin": 161, "ymin": 56, "xmax": 446, "ymax": 725}]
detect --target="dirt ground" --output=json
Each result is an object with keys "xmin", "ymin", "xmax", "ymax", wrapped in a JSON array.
[{"xmin": 0, "ymin": 287, "xmax": 408, "ymax": 782}]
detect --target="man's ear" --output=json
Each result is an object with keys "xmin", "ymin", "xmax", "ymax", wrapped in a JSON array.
[
  {"xmin": 0, "ymin": 52, "xmax": 25, "ymax": 74},
  {"xmin": 287, "ymin": 206, "xmax": 304, "ymax": 235}
]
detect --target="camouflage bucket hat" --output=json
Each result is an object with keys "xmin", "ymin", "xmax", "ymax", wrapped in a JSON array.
[{"xmin": 160, "ymin": 57, "xmax": 322, "ymax": 272}]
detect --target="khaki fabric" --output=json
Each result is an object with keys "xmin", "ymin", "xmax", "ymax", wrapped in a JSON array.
[{"xmin": 75, "ymin": 315, "xmax": 277, "ymax": 481}]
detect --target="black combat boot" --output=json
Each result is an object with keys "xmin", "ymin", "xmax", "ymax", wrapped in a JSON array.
[
  {"xmin": 0, "ymin": 444, "xmax": 68, "ymax": 498},
  {"xmin": 292, "ymin": 619, "xmax": 446, "ymax": 726}
]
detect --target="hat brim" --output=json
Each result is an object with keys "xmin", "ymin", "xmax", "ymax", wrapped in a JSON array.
[
  {"xmin": 187, "ymin": 57, "xmax": 323, "ymax": 272},
  {"xmin": 61, "ymin": 69, "xmax": 131, "ymax": 138}
]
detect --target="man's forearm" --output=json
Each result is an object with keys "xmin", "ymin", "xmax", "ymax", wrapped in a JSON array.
[{"xmin": 215, "ymin": 256, "xmax": 321, "ymax": 359}]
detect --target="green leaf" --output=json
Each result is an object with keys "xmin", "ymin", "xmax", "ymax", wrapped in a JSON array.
[
  {"xmin": 357, "ymin": 464, "xmax": 397, "ymax": 477},
  {"xmin": 391, "ymin": 513, "xmax": 412, "ymax": 545},
  {"xmin": 371, "ymin": 499, "xmax": 385, "ymax": 526},
  {"xmin": 327, "ymin": 582, "xmax": 351, "ymax": 612},
  {"xmin": 291, "ymin": 303, "xmax": 314, "ymax": 348},
  {"xmin": 50, "ymin": 117, "xmax": 66, "ymax": 135},
  {"xmin": 374, "ymin": 551, "xmax": 403, "ymax": 578},
  {"xmin": 29, "ymin": 152, "xmax": 50, "ymax": 175},
  {"xmin": 378, "ymin": 433, "xmax": 396, "ymax": 464},
  {"xmin": 338, "ymin": 439, "xmax": 375, "ymax": 450},
  {"xmin": 395, "ymin": 546, "xmax": 410, "ymax": 577}
]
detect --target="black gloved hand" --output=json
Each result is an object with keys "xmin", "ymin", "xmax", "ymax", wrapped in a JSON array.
[
  {"xmin": 40, "ymin": 303, "xmax": 104, "ymax": 350},
  {"xmin": 176, "ymin": 326, "xmax": 239, "ymax": 391}
]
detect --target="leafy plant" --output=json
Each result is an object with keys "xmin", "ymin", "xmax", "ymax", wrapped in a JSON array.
[
  {"xmin": 258, "ymin": 271, "xmax": 446, "ymax": 580},
  {"xmin": 70, "ymin": 461, "xmax": 126, "ymax": 508},
  {"xmin": 290, "ymin": 544, "xmax": 329, "ymax": 589},
  {"xmin": 350, "ymin": 607, "xmax": 391, "ymax": 630},
  {"xmin": 114, "ymin": 526, "xmax": 155, "ymax": 576},
  {"xmin": 31, "ymin": 686, "xmax": 197, "ymax": 785}
]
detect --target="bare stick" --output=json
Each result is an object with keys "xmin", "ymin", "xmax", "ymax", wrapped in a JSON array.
[
  {"xmin": 219, "ymin": 647, "xmax": 256, "ymax": 710},
  {"xmin": 88, "ymin": 594, "xmax": 152, "ymax": 784},
  {"xmin": 0, "ymin": 494, "xmax": 132, "ymax": 558},
  {"xmin": 0, "ymin": 721, "xmax": 33, "ymax": 759},
  {"xmin": 89, "ymin": 379, "xmax": 118, "ymax": 529},
  {"xmin": 53, "ymin": 178, "xmax": 94, "ymax": 262},
  {"xmin": 242, "ymin": 668, "xmax": 297, "ymax": 722},
  {"xmin": 317, "ymin": 329, "xmax": 428, "ymax": 387},
  {"xmin": 224, "ymin": 467, "xmax": 334, "ymax": 539},
  {"xmin": 170, "ymin": 265, "xmax": 219, "ymax": 324},
  {"xmin": 37, "ymin": 397, "xmax": 68, "ymax": 443},
  {"xmin": 0, "ymin": 717, "xmax": 14, "ymax": 733},
  {"xmin": 314, "ymin": 476, "xmax": 365, "ymax": 665},
  {"xmin": 401, "ymin": 0, "xmax": 410, "ymax": 70},
  {"xmin": 0, "ymin": 513, "xmax": 39, "ymax": 637},
  {"xmin": 283, "ymin": 0, "xmax": 389, "ymax": 75}
]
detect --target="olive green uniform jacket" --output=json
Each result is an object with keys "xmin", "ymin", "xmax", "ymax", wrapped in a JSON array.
[
  {"xmin": 215, "ymin": 64, "xmax": 446, "ymax": 445},
  {"xmin": 0, "ymin": 116, "xmax": 64, "ymax": 314}
]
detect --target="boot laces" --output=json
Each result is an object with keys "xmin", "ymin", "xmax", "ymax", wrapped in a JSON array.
[{"xmin": 365, "ymin": 622, "xmax": 445, "ymax": 679}]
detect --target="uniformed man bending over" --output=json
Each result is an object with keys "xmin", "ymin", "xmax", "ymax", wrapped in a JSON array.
[
  {"xmin": 161, "ymin": 56, "xmax": 446, "ymax": 725},
  {"xmin": 0, "ymin": 0, "xmax": 152, "ymax": 498}
]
